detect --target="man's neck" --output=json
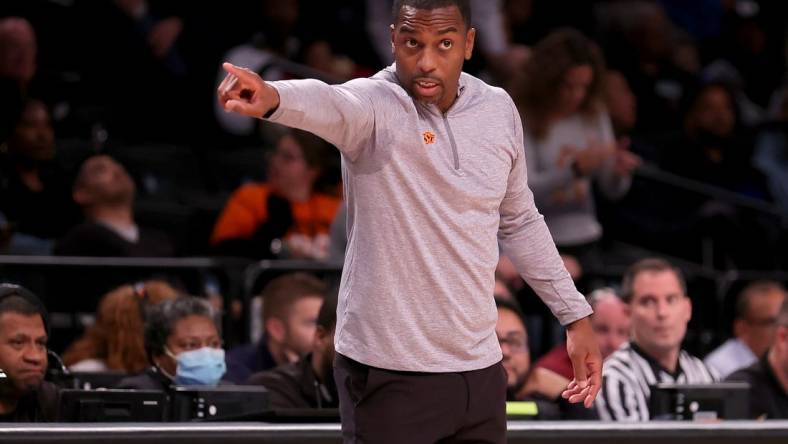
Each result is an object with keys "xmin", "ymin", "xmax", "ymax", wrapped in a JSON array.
[
  {"xmin": 768, "ymin": 349, "xmax": 788, "ymax": 393},
  {"xmin": 266, "ymin": 339, "xmax": 297, "ymax": 366},
  {"xmin": 635, "ymin": 341, "xmax": 681, "ymax": 374},
  {"xmin": 87, "ymin": 205, "xmax": 135, "ymax": 228}
]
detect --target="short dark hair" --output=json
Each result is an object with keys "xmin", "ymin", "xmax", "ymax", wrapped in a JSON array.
[
  {"xmin": 144, "ymin": 296, "xmax": 219, "ymax": 360},
  {"xmin": 261, "ymin": 273, "xmax": 326, "ymax": 322},
  {"xmin": 392, "ymin": 0, "xmax": 472, "ymax": 29},
  {"xmin": 620, "ymin": 258, "xmax": 687, "ymax": 303},
  {"xmin": 0, "ymin": 283, "xmax": 49, "ymax": 334},
  {"xmin": 494, "ymin": 297, "xmax": 526, "ymax": 328},
  {"xmin": 735, "ymin": 281, "xmax": 787, "ymax": 321}
]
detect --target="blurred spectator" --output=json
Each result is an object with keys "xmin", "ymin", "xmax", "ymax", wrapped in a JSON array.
[
  {"xmin": 604, "ymin": 70, "xmax": 637, "ymax": 145},
  {"xmin": 0, "ymin": 284, "xmax": 58, "ymax": 422},
  {"xmin": 714, "ymin": 1, "xmax": 787, "ymax": 109},
  {"xmin": 0, "ymin": 99, "xmax": 79, "ymax": 252},
  {"xmin": 211, "ymin": 129, "xmax": 341, "ymax": 260},
  {"xmin": 596, "ymin": 1, "xmax": 697, "ymax": 135},
  {"xmin": 247, "ymin": 291, "xmax": 338, "ymax": 409},
  {"xmin": 661, "ymin": 82, "xmax": 768, "ymax": 198},
  {"xmin": 727, "ymin": 297, "xmax": 788, "ymax": 419},
  {"xmin": 117, "ymin": 295, "xmax": 226, "ymax": 390},
  {"xmin": 705, "ymin": 281, "xmax": 786, "ymax": 379},
  {"xmin": 535, "ymin": 288, "xmax": 630, "ymax": 380},
  {"xmin": 595, "ymin": 68, "xmax": 685, "ymax": 252},
  {"xmin": 0, "ymin": 16, "xmax": 35, "ymax": 92},
  {"xmin": 496, "ymin": 297, "xmax": 596, "ymax": 420},
  {"xmin": 0, "ymin": 17, "xmax": 34, "ymax": 144},
  {"xmin": 225, "ymin": 273, "xmax": 325, "ymax": 384},
  {"xmin": 701, "ymin": 59, "xmax": 765, "ymax": 127},
  {"xmin": 656, "ymin": 82, "xmax": 778, "ymax": 268},
  {"xmin": 54, "ymin": 155, "xmax": 175, "ymax": 257},
  {"xmin": 596, "ymin": 258, "xmax": 717, "ymax": 421},
  {"xmin": 61, "ymin": 280, "xmax": 179, "ymax": 373},
  {"xmin": 514, "ymin": 29, "xmax": 639, "ymax": 277}
]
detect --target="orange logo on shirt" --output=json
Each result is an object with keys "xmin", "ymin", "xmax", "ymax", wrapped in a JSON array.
[{"xmin": 423, "ymin": 131, "xmax": 436, "ymax": 145}]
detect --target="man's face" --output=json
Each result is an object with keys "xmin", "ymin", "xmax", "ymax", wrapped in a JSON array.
[
  {"xmin": 738, "ymin": 289, "xmax": 785, "ymax": 358},
  {"xmin": 496, "ymin": 307, "xmax": 530, "ymax": 391},
  {"xmin": 689, "ymin": 86, "xmax": 735, "ymax": 138},
  {"xmin": 267, "ymin": 135, "xmax": 316, "ymax": 194},
  {"xmin": 76, "ymin": 155, "xmax": 136, "ymax": 207},
  {"xmin": 0, "ymin": 312, "xmax": 47, "ymax": 395},
  {"xmin": 591, "ymin": 297, "xmax": 631, "ymax": 359},
  {"xmin": 282, "ymin": 296, "xmax": 323, "ymax": 360},
  {"xmin": 629, "ymin": 271, "xmax": 692, "ymax": 357},
  {"xmin": 9, "ymin": 101, "xmax": 54, "ymax": 162},
  {"xmin": 391, "ymin": 5, "xmax": 475, "ymax": 112},
  {"xmin": 0, "ymin": 18, "xmax": 36, "ymax": 83}
]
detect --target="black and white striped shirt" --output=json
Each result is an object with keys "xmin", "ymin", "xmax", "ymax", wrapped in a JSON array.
[{"xmin": 596, "ymin": 342, "xmax": 718, "ymax": 421}]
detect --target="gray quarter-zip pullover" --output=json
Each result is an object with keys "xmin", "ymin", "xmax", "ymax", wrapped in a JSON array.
[{"xmin": 266, "ymin": 65, "xmax": 592, "ymax": 372}]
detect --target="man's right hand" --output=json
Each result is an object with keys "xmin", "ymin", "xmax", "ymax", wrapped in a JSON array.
[{"xmin": 217, "ymin": 62, "xmax": 280, "ymax": 118}]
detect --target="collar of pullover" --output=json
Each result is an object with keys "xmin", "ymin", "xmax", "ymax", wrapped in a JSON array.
[{"xmin": 382, "ymin": 63, "xmax": 468, "ymax": 117}]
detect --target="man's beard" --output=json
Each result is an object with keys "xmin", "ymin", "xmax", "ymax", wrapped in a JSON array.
[{"xmin": 506, "ymin": 370, "xmax": 530, "ymax": 400}]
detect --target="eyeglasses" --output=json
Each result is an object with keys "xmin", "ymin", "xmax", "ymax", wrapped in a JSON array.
[{"xmin": 498, "ymin": 333, "xmax": 528, "ymax": 353}]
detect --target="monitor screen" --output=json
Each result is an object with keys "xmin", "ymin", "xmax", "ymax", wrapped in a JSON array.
[
  {"xmin": 58, "ymin": 389, "xmax": 167, "ymax": 422},
  {"xmin": 649, "ymin": 382, "xmax": 750, "ymax": 420}
]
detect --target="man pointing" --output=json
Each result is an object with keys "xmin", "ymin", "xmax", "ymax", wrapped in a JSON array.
[{"xmin": 219, "ymin": 1, "xmax": 600, "ymax": 442}]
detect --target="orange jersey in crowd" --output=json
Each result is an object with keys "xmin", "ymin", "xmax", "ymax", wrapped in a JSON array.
[{"xmin": 211, "ymin": 183, "xmax": 341, "ymax": 258}]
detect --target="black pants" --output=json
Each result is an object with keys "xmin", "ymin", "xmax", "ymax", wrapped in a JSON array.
[{"xmin": 334, "ymin": 353, "xmax": 507, "ymax": 444}]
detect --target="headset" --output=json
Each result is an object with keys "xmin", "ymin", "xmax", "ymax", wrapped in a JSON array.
[{"xmin": 0, "ymin": 283, "xmax": 50, "ymax": 335}]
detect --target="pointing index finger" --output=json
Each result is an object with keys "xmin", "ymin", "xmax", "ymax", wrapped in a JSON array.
[{"xmin": 222, "ymin": 62, "xmax": 259, "ymax": 83}]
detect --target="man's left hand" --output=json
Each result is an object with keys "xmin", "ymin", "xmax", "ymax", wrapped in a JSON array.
[{"xmin": 562, "ymin": 316, "xmax": 602, "ymax": 408}]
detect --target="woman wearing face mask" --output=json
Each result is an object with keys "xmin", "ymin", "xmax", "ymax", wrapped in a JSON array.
[{"xmin": 117, "ymin": 296, "xmax": 227, "ymax": 390}]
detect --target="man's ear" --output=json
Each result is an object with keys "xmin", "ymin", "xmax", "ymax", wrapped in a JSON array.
[
  {"xmin": 73, "ymin": 188, "xmax": 89, "ymax": 206},
  {"xmin": 464, "ymin": 27, "xmax": 476, "ymax": 60},
  {"xmin": 390, "ymin": 24, "xmax": 396, "ymax": 54},
  {"xmin": 265, "ymin": 317, "xmax": 286, "ymax": 344}
]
